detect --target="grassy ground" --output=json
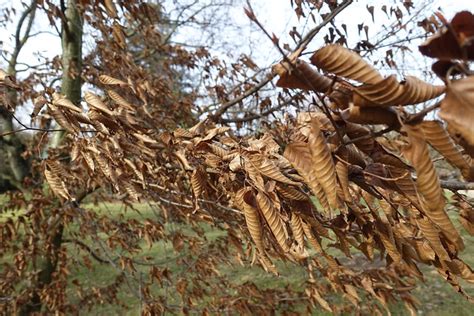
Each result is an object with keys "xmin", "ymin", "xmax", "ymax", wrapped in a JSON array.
[
  {"xmin": 69, "ymin": 202, "xmax": 474, "ymax": 315},
  {"xmin": 1, "ymin": 198, "xmax": 474, "ymax": 315}
]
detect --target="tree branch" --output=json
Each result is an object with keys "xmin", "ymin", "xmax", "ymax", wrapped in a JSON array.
[
  {"xmin": 441, "ymin": 180, "xmax": 474, "ymax": 191},
  {"xmin": 209, "ymin": 74, "xmax": 275, "ymax": 121},
  {"xmin": 63, "ymin": 238, "xmax": 111, "ymax": 264},
  {"xmin": 209, "ymin": 0, "xmax": 353, "ymax": 122},
  {"xmin": 9, "ymin": 0, "xmax": 37, "ymax": 71}
]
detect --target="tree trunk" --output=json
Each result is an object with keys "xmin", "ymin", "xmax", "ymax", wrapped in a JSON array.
[
  {"xmin": 50, "ymin": 0, "xmax": 83, "ymax": 147},
  {"xmin": 0, "ymin": 1, "xmax": 37, "ymax": 191},
  {"xmin": 19, "ymin": 1, "xmax": 83, "ymax": 314},
  {"xmin": 0, "ymin": 108, "xmax": 28, "ymax": 190}
]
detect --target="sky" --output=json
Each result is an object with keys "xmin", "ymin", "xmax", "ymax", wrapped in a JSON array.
[
  {"xmin": 2, "ymin": 0, "xmax": 474, "ymax": 74},
  {"xmin": 1, "ymin": 0, "xmax": 474, "ymax": 120}
]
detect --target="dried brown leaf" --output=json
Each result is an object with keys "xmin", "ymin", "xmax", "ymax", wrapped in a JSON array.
[
  {"xmin": 341, "ymin": 104, "xmax": 399, "ymax": 127},
  {"xmin": 107, "ymin": 90, "xmax": 134, "ymax": 111},
  {"xmin": 248, "ymin": 155, "xmax": 300, "ymax": 186},
  {"xmin": 301, "ymin": 221, "xmax": 323, "ymax": 254},
  {"xmin": 44, "ymin": 166, "xmax": 71, "ymax": 201},
  {"xmin": 99, "ymin": 75, "xmax": 127, "ymax": 86},
  {"xmin": 403, "ymin": 124, "xmax": 463, "ymax": 250},
  {"xmin": 439, "ymin": 76, "xmax": 474, "ymax": 149},
  {"xmin": 353, "ymin": 75, "xmax": 444, "ymax": 107},
  {"xmin": 419, "ymin": 11, "xmax": 474, "ymax": 60},
  {"xmin": 274, "ymin": 59, "xmax": 332, "ymax": 92},
  {"xmin": 238, "ymin": 188, "xmax": 265, "ymax": 253},
  {"xmin": 308, "ymin": 120, "xmax": 339, "ymax": 209},
  {"xmin": 290, "ymin": 213, "xmax": 305, "ymax": 249},
  {"xmin": 420, "ymin": 120, "xmax": 471, "ymax": 180},
  {"xmin": 52, "ymin": 92, "xmax": 82, "ymax": 113},
  {"xmin": 48, "ymin": 104, "xmax": 79, "ymax": 135},
  {"xmin": 284, "ymin": 141, "xmax": 330, "ymax": 210},
  {"xmin": 85, "ymin": 92, "xmax": 114, "ymax": 116},
  {"xmin": 191, "ymin": 168, "xmax": 207, "ymax": 198},
  {"xmin": 256, "ymin": 191, "xmax": 289, "ymax": 252},
  {"xmin": 311, "ymin": 44, "xmax": 383, "ymax": 84}
]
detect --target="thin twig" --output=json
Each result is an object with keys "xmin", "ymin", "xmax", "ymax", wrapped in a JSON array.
[
  {"xmin": 63, "ymin": 238, "xmax": 112, "ymax": 264},
  {"xmin": 343, "ymin": 126, "xmax": 392, "ymax": 146},
  {"xmin": 405, "ymin": 102, "xmax": 441, "ymax": 124},
  {"xmin": 440, "ymin": 180, "xmax": 474, "ymax": 191},
  {"xmin": 218, "ymin": 94, "xmax": 298, "ymax": 124},
  {"xmin": 209, "ymin": 0, "xmax": 353, "ymax": 121}
]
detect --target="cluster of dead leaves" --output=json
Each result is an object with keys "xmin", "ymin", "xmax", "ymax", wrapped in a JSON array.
[
  {"xmin": 419, "ymin": 11, "xmax": 474, "ymax": 157},
  {"xmin": 14, "ymin": 10, "xmax": 474, "ymax": 314}
]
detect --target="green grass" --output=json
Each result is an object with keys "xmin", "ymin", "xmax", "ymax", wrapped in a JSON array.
[
  {"xmin": 2, "ymin": 198, "xmax": 474, "ymax": 315},
  {"xmin": 72, "ymin": 202, "xmax": 474, "ymax": 315}
]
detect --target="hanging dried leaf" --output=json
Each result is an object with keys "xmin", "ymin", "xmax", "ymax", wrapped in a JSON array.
[
  {"xmin": 244, "ymin": 157, "xmax": 266, "ymax": 192},
  {"xmin": 290, "ymin": 213, "xmax": 305, "ymax": 249},
  {"xmin": 31, "ymin": 96, "xmax": 48, "ymax": 118},
  {"xmin": 247, "ymin": 155, "xmax": 300, "ymax": 186},
  {"xmin": 415, "ymin": 217, "xmax": 450, "ymax": 262},
  {"xmin": 371, "ymin": 142, "xmax": 411, "ymax": 170},
  {"xmin": 107, "ymin": 90, "xmax": 134, "ymax": 111},
  {"xmin": 459, "ymin": 208, "xmax": 474, "ymax": 235},
  {"xmin": 238, "ymin": 188, "xmax": 265, "ymax": 253},
  {"xmin": 99, "ymin": 75, "xmax": 128, "ymax": 86},
  {"xmin": 173, "ymin": 128, "xmax": 194, "ymax": 138},
  {"xmin": 301, "ymin": 221, "xmax": 323, "ymax": 253},
  {"xmin": 375, "ymin": 220, "xmax": 402, "ymax": 263},
  {"xmin": 335, "ymin": 161, "xmax": 351, "ymax": 202},
  {"xmin": 256, "ymin": 191, "xmax": 289, "ymax": 252},
  {"xmin": 341, "ymin": 104, "xmax": 399, "ymax": 127},
  {"xmin": 354, "ymin": 75, "xmax": 444, "ymax": 107},
  {"xmin": 112, "ymin": 22, "xmax": 126, "ymax": 49},
  {"xmin": 85, "ymin": 92, "xmax": 114, "ymax": 116},
  {"xmin": 402, "ymin": 125, "xmax": 463, "ymax": 250},
  {"xmin": 82, "ymin": 150, "xmax": 95, "ymax": 172},
  {"xmin": 420, "ymin": 120, "xmax": 472, "ymax": 180},
  {"xmin": 413, "ymin": 239, "xmax": 436, "ymax": 262},
  {"xmin": 274, "ymin": 59, "xmax": 332, "ymax": 92},
  {"xmin": 284, "ymin": 141, "xmax": 330, "ymax": 210},
  {"xmin": 308, "ymin": 287, "xmax": 333, "ymax": 313},
  {"xmin": 449, "ymin": 259, "xmax": 474, "ymax": 283},
  {"xmin": 191, "ymin": 168, "xmax": 207, "ymax": 198},
  {"xmin": 52, "ymin": 93, "xmax": 82, "ymax": 113},
  {"xmin": 308, "ymin": 120, "xmax": 339, "ymax": 209},
  {"xmin": 103, "ymin": 0, "xmax": 118, "ymax": 19},
  {"xmin": 275, "ymin": 184, "xmax": 308, "ymax": 201},
  {"xmin": 44, "ymin": 166, "xmax": 71, "ymax": 201},
  {"xmin": 121, "ymin": 179, "xmax": 140, "ymax": 201},
  {"xmin": 310, "ymin": 44, "xmax": 383, "ymax": 84},
  {"xmin": 419, "ymin": 11, "xmax": 474, "ymax": 60},
  {"xmin": 48, "ymin": 104, "xmax": 79, "ymax": 135},
  {"xmin": 439, "ymin": 76, "xmax": 474, "ymax": 148},
  {"xmin": 345, "ymin": 123, "xmax": 374, "ymax": 154},
  {"xmin": 258, "ymin": 253, "xmax": 278, "ymax": 276},
  {"xmin": 396, "ymin": 76, "xmax": 445, "ymax": 105}
]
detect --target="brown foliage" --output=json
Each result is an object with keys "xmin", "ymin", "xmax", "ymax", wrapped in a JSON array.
[{"xmin": 2, "ymin": 1, "xmax": 474, "ymax": 315}]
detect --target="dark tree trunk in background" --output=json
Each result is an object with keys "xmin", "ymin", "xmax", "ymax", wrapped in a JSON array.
[{"xmin": 0, "ymin": 1, "xmax": 37, "ymax": 192}]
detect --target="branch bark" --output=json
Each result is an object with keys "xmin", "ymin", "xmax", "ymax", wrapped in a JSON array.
[{"xmin": 441, "ymin": 180, "xmax": 474, "ymax": 191}]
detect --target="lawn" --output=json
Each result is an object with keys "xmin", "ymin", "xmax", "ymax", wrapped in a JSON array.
[
  {"xmin": 69, "ymin": 202, "xmax": 474, "ymax": 315},
  {"xmin": 1, "ymin": 198, "xmax": 474, "ymax": 315}
]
